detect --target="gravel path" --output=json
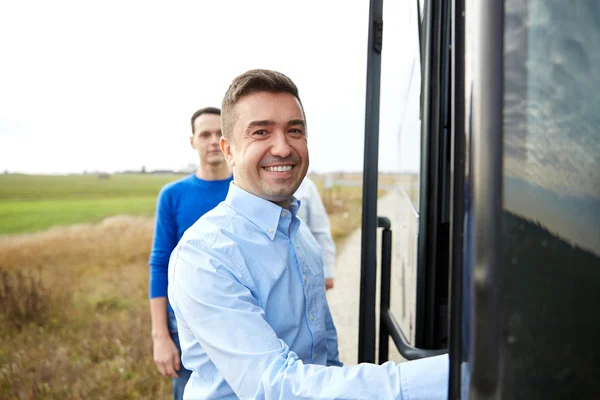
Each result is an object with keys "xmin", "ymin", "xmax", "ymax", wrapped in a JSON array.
[{"xmin": 326, "ymin": 191, "xmax": 413, "ymax": 365}]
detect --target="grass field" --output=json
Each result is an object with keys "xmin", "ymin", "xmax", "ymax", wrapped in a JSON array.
[
  {"xmin": 0, "ymin": 174, "xmax": 182, "ymax": 235},
  {"xmin": 1, "ymin": 172, "xmax": 395, "ymax": 399},
  {"xmin": 0, "ymin": 173, "xmax": 182, "ymax": 200}
]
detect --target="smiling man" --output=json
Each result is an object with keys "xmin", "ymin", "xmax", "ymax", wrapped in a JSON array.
[{"xmin": 168, "ymin": 69, "xmax": 448, "ymax": 399}]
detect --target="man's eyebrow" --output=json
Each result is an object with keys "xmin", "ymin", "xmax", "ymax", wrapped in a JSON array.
[
  {"xmin": 287, "ymin": 119, "xmax": 305, "ymax": 127},
  {"xmin": 245, "ymin": 119, "xmax": 305, "ymax": 132},
  {"xmin": 246, "ymin": 120, "xmax": 274, "ymax": 130}
]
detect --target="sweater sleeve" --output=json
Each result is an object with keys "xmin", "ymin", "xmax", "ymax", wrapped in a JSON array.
[{"xmin": 149, "ymin": 187, "xmax": 177, "ymax": 298}]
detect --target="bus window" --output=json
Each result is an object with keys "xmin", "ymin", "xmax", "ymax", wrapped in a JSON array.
[
  {"xmin": 379, "ymin": 0, "xmax": 423, "ymax": 360},
  {"xmin": 500, "ymin": 0, "xmax": 600, "ymax": 397}
]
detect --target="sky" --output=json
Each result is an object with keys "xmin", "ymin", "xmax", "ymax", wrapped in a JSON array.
[{"xmin": 0, "ymin": 0, "xmax": 422, "ymax": 175}]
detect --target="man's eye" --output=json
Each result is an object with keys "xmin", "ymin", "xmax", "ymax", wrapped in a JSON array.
[
  {"xmin": 289, "ymin": 129, "xmax": 304, "ymax": 135},
  {"xmin": 254, "ymin": 130, "xmax": 267, "ymax": 135}
]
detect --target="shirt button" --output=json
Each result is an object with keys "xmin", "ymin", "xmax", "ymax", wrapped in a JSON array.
[
  {"xmin": 313, "ymin": 352, "xmax": 318, "ymax": 360},
  {"xmin": 281, "ymin": 211, "xmax": 287, "ymax": 217},
  {"xmin": 310, "ymin": 314, "xmax": 315, "ymax": 321},
  {"xmin": 303, "ymin": 274, "xmax": 308, "ymax": 282},
  {"xmin": 268, "ymin": 228, "xmax": 274, "ymax": 233}
]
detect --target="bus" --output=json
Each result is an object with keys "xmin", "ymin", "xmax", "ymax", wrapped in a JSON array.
[{"xmin": 357, "ymin": 0, "xmax": 600, "ymax": 398}]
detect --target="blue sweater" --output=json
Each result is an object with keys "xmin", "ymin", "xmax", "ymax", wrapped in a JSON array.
[{"xmin": 149, "ymin": 174, "xmax": 232, "ymax": 311}]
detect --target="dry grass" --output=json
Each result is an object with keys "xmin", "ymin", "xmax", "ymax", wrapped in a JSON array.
[
  {"xmin": 0, "ymin": 180, "xmax": 381, "ymax": 399},
  {"xmin": 322, "ymin": 186, "xmax": 364, "ymax": 245},
  {"xmin": 0, "ymin": 216, "xmax": 170, "ymax": 399},
  {"xmin": 310, "ymin": 173, "xmax": 397, "ymax": 246},
  {"xmin": 0, "ymin": 269, "xmax": 52, "ymax": 332}
]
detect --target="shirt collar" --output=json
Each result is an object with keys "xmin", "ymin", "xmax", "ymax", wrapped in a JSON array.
[{"xmin": 224, "ymin": 182, "xmax": 301, "ymax": 241}]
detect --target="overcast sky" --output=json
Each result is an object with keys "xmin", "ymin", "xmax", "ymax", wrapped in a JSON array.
[{"xmin": 0, "ymin": 0, "xmax": 422, "ymax": 175}]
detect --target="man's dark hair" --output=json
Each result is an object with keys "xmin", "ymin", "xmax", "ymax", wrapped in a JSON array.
[{"xmin": 191, "ymin": 107, "xmax": 221, "ymax": 133}]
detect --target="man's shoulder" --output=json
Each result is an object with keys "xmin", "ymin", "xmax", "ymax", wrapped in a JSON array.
[
  {"xmin": 159, "ymin": 174, "xmax": 196, "ymax": 196},
  {"xmin": 173, "ymin": 204, "xmax": 254, "ymax": 278},
  {"xmin": 183, "ymin": 203, "xmax": 238, "ymax": 246},
  {"xmin": 295, "ymin": 177, "xmax": 319, "ymax": 198}
]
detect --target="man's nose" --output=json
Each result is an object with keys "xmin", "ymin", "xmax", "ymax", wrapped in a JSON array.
[{"xmin": 270, "ymin": 131, "xmax": 292, "ymax": 158}]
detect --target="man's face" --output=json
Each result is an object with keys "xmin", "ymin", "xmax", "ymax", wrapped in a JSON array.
[
  {"xmin": 220, "ymin": 91, "xmax": 309, "ymax": 208},
  {"xmin": 190, "ymin": 113, "xmax": 225, "ymax": 167}
]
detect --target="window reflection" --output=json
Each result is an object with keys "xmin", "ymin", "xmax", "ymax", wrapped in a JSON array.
[
  {"xmin": 504, "ymin": 0, "xmax": 600, "ymax": 256},
  {"xmin": 380, "ymin": 0, "xmax": 423, "ymax": 354},
  {"xmin": 501, "ymin": 0, "xmax": 600, "ymax": 397}
]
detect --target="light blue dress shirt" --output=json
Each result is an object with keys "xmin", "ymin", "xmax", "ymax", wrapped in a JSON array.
[{"xmin": 168, "ymin": 182, "xmax": 448, "ymax": 399}]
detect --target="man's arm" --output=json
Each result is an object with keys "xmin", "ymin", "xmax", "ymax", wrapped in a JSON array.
[
  {"xmin": 150, "ymin": 297, "xmax": 180, "ymax": 378},
  {"xmin": 170, "ymin": 240, "xmax": 448, "ymax": 399},
  {"xmin": 305, "ymin": 180, "xmax": 336, "ymax": 288},
  {"xmin": 149, "ymin": 189, "xmax": 180, "ymax": 378}
]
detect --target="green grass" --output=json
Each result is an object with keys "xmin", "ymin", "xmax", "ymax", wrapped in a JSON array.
[
  {"xmin": 0, "ymin": 173, "xmax": 183, "ymax": 235},
  {"xmin": 0, "ymin": 173, "xmax": 182, "ymax": 200}
]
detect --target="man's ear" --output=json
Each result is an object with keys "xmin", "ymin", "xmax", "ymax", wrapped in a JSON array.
[
  {"xmin": 220, "ymin": 136, "xmax": 235, "ymax": 167},
  {"xmin": 189, "ymin": 135, "xmax": 195, "ymax": 150}
]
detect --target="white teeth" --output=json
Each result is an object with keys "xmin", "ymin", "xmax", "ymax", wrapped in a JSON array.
[{"xmin": 265, "ymin": 165, "xmax": 292, "ymax": 172}]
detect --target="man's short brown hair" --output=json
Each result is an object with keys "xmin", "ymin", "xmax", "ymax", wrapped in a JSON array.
[
  {"xmin": 190, "ymin": 107, "xmax": 221, "ymax": 134},
  {"xmin": 221, "ymin": 69, "xmax": 304, "ymax": 139}
]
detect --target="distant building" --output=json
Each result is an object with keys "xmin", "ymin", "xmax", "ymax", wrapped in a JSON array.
[{"xmin": 180, "ymin": 163, "xmax": 198, "ymax": 174}]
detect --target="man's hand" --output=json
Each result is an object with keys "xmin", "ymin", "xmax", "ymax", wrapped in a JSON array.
[
  {"xmin": 152, "ymin": 335, "xmax": 181, "ymax": 378},
  {"xmin": 325, "ymin": 278, "xmax": 334, "ymax": 290}
]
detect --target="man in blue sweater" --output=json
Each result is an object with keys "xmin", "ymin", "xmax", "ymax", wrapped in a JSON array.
[{"xmin": 148, "ymin": 107, "xmax": 232, "ymax": 400}]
